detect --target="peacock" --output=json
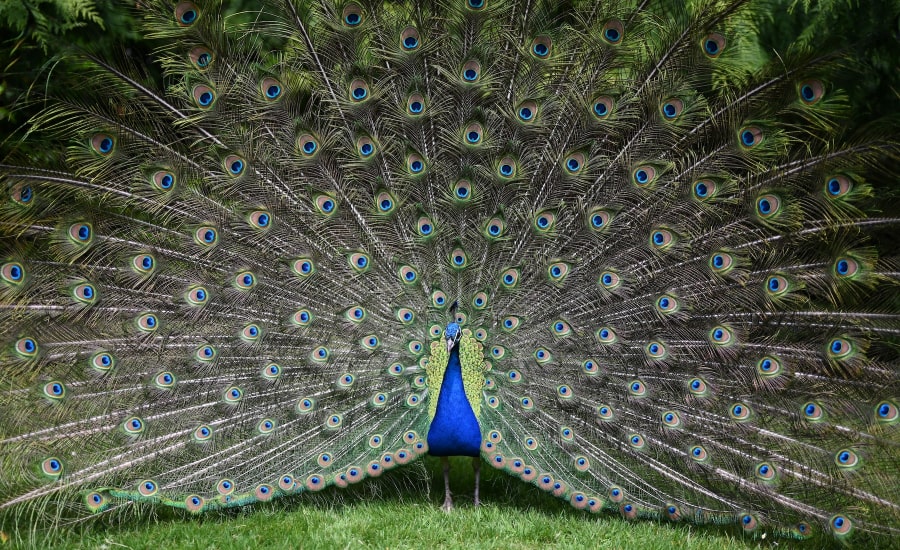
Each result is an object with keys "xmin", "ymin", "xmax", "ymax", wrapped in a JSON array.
[{"xmin": 1, "ymin": 0, "xmax": 898, "ymax": 545}]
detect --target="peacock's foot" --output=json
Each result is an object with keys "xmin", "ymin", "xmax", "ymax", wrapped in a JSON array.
[
  {"xmin": 473, "ymin": 496, "xmax": 480, "ymax": 507},
  {"xmin": 441, "ymin": 498, "xmax": 454, "ymax": 512}
]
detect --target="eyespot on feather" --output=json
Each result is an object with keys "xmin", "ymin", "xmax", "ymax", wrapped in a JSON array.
[
  {"xmin": 41, "ymin": 457, "xmax": 64, "ymax": 478},
  {"xmin": 701, "ymin": 33, "xmax": 726, "ymax": 57},
  {"xmin": 660, "ymin": 98, "xmax": 683, "ymax": 120},
  {"xmin": 43, "ymin": 381, "xmax": 66, "ymax": 400},
  {"xmin": 627, "ymin": 379, "xmax": 646, "ymax": 397},
  {"xmin": 483, "ymin": 216, "xmax": 506, "ymax": 239},
  {"xmin": 342, "ymin": 3, "xmax": 363, "ymax": 26},
  {"xmin": 655, "ymin": 294, "xmax": 678, "ymax": 314},
  {"xmin": 689, "ymin": 445, "xmax": 709, "ymax": 462},
  {"xmin": 241, "ymin": 323, "xmax": 261, "ymax": 341},
  {"xmin": 587, "ymin": 208, "xmax": 612, "ymax": 231},
  {"xmin": 361, "ymin": 334, "xmax": 379, "ymax": 350},
  {"xmin": 189, "ymin": 47, "xmax": 213, "ymax": 69},
  {"xmin": 827, "ymin": 337, "xmax": 853, "ymax": 359},
  {"xmin": 192, "ymin": 85, "xmax": 216, "ymax": 109},
  {"xmin": 530, "ymin": 36, "xmax": 552, "ymax": 58},
  {"xmin": 185, "ymin": 495, "xmax": 204, "ymax": 512},
  {"xmin": 174, "ymin": 2, "xmax": 200, "ymax": 26},
  {"xmin": 755, "ymin": 462, "xmax": 777, "ymax": 482},
  {"xmin": 407, "ymin": 153, "xmax": 426, "ymax": 174},
  {"xmin": 798, "ymin": 79, "xmax": 824, "ymax": 105},
  {"xmin": 631, "ymin": 165, "xmax": 657, "ymax": 187},
  {"xmin": 374, "ymin": 190, "xmax": 397, "ymax": 214},
  {"xmin": 90, "ymin": 133, "xmax": 115, "ymax": 156},
  {"xmin": 431, "ymin": 290, "xmax": 448, "ymax": 307},
  {"xmin": 517, "ymin": 100, "xmax": 538, "ymax": 123},
  {"xmin": 260, "ymin": 77, "xmax": 283, "ymax": 101},
  {"xmin": 248, "ymin": 210, "xmax": 271, "ymax": 230},
  {"xmin": 194, "ymin": 226, "xmax": 217, "ymax": 247},
  {"xmin": 602, "ymin": 20, "xmax": 624, "ymax": 44},
  {"xmin": 314, "ymin": 194, "xmax": 338, "ymax": 216},
  {"xmin": 649, "ymin": 228, "xmax": 674, "ymax": 250},
  {"xmin": 688, "ymin": 377, "xmax": 709, "ymax": 397},
  {"xmin": 348, "ymin": 252, "xmax": 371, "ymax": 273},
  {"xmin": 349, "ymin": 79, "xmax": 369, "ymax": 102},
  {"xmin": 184, "ymin": 286, "xmax": 209, "ymax": 306},
  {"xmin": 645, "ymin": 340, "xmax": 667, "ymax": 359},
  {"xmin": 450, "ymin": 247, "xmax": 469, "ymax": 269},
  {"xmin": 223, "ymin": 386, "xmax": 243, "ymax": 404},
  {"xmin": 875, "ymin": 400, "xmax": 898, "ymax": 423},
  {"xmin": 833, "ymin": 257, "xmax": 859, "ymax": 278},
  {"xmin": 464, "ymin": 122, "xmax": 483, "ymax": 145},
  {"xmin": 824, "ymin": 175, "xmax": 852, "ymax": 198},
  {"xmin": 262, "ymin": 363, "xmax": 281, "ymax": 380},
  {"xmin": 599, "ymin": 271, "xmax": 620, "ymax": 289},
  {"xmin": 453, "ymin": 179, "xmax": 474, "ymax": 202},
  {"xmin": 709, "ymin": 325, "xmax": 734, "ymax": 346},
  {"xmin": 151, "ymin": 170, "xmax": 176, "ymax": 191},
  {"xmin": 830, "ymin": 515, "xmax": 853, "ymax": 537},
  {"xmin": 195, "ymin": 344, "xmax": 216, "ymax": 362},
  {"xmin": 499, "ymin": 268, "xmax": 519, "ymax": 289},
  {"xmin": 497, "ymin": 156, "xmax": 516, "ymax": 178},
  {"xmin": 136, "ymin": 313, "xmax": 158, "ymax": 332},
  {"xmin": 661, "ymin": 410, "xmax": 680, "ymax": 428},
  {"xmin": 356, "ymin": 136, "xmax": 376, "ymax": 158},
  {"xmin": 533, "ymin": 210, "xmax": 556, "ymax": 232},
  {"xmin": 224, "ymin": 155, "xmax": 245, "ymax": 176},
  {"xmin": 765, "ymin": 274, "xmax": 789, "ymax": 296},
  {"xmin": 592, "ymin": 96, "xmax": 614, "ymax": 119},
  {"xmin": 407, "ymin": 93, "xmax": 426, "ymax": 116},
  {"xmin": 564, "ymin": 152, "xmax": 584, "ymax": 174},
  {"xmin": 693, "ymin": 179, "xmax": 716, "ymax": 201},
  {"xmin": 90, "ymin": 351, "xmax": 115, "ymax": 372},
  {"xmin": 417, "ymin": 216, "xmax": 435, "ymax": 238},
  {"xmin": 709, "ymin": 252, "xmax": 734, "ymax": 274},
  {"xmin": 757, "ymin": 356, "xmax": 783, "ymax": 378},
  {"xmin": 739, "ymin": 126, "xmax": 764, "ymax": 149},
  {"xmin": 740, "ymin": 513, "xmax": 758, "ymax": 532},
  {"xmin": 297, "ymin": 134, "xmax": 319, "ymax": 157},
  {"xmin": 461, "ymin": 60, "xmax": 481, "ymax": 82},
  {"xmin": 10, "ymin": 183, "xmax": 34, "ymax": 205},
  {"xmin": 292, "ymin": 309, "xmax": 313, "ymax": 326},
  {"xmin": 68, "ymin": 222, "xmax": 93, "ymax": 245},
  {"xmin": 400, "ymin": 27, "xmax": 420, "ymax": 50}
]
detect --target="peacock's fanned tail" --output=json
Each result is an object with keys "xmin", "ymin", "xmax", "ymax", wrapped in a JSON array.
[{"xmin": 1, "ymin": 0, "xmax": 898, "ymax": 543}]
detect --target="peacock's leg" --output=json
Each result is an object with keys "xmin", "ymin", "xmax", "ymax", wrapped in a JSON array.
[
  {"xmin": 472, "ymin": 457, "xmax": 481, "ymax": 507},
  {"xmin": 441, "ymin": 456, "xmax": 453, "ymax": 511}
]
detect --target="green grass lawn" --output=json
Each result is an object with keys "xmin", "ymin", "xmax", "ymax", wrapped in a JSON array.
[{"xmin": 5, "ymin": 457, "xmax": 835, "ymax": 549}]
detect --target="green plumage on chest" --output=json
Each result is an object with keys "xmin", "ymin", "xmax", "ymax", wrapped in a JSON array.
[{"xmin": 426, "ymin": 330, "xmax": 486, "ymax": 420}]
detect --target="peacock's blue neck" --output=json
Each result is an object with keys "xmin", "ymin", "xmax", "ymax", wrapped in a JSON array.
[{"xmin": 426, "ymin": 345, "xmax": 482, "ymax": 457}]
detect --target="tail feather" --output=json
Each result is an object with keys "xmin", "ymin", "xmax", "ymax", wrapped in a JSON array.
[{"xmin": 1, "ymin": 0, "xmax": 898, "ymax": 544}]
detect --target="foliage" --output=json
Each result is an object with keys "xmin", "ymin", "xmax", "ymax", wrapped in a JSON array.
[
  {"xmin": 756, "ymin": 0, "xmax": 900, "ymax": 121},
  {"xmin": 0, "ymin": 0, "xmax": 106, "ymax": 51}
]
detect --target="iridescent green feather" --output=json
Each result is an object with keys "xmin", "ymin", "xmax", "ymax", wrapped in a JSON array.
[
  {"xmin": 458, "ymin": 329, "xmax": 485, "ymax": 419},
  {"xmin": 426, "ymin": 340, "xmax": 449, "ymax": 420}
]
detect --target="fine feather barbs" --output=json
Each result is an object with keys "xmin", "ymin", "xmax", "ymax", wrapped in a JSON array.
[{"xmin": 0, "ymin": 0, "xmax": 898, "ymax": 545}]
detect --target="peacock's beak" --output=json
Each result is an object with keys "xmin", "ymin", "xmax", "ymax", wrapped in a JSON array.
[{"xmin": 446, "ymin": 337, "xmax": 455, "ymax": 354}]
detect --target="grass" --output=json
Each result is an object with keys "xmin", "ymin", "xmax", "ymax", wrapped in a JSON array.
[{"xmin": 4, "ymin": 457, "xmax": 839, "ymax": 549}]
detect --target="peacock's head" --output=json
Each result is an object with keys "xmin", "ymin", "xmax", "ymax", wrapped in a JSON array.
[{"xmin": 445, "ymin": 322, "xmax": 461, "ymax": 353}]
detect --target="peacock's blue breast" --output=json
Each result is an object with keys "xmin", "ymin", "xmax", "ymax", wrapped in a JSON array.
[{"xmin": 427, "ymin": 347, "xmax": 482, "ymax": 457}]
